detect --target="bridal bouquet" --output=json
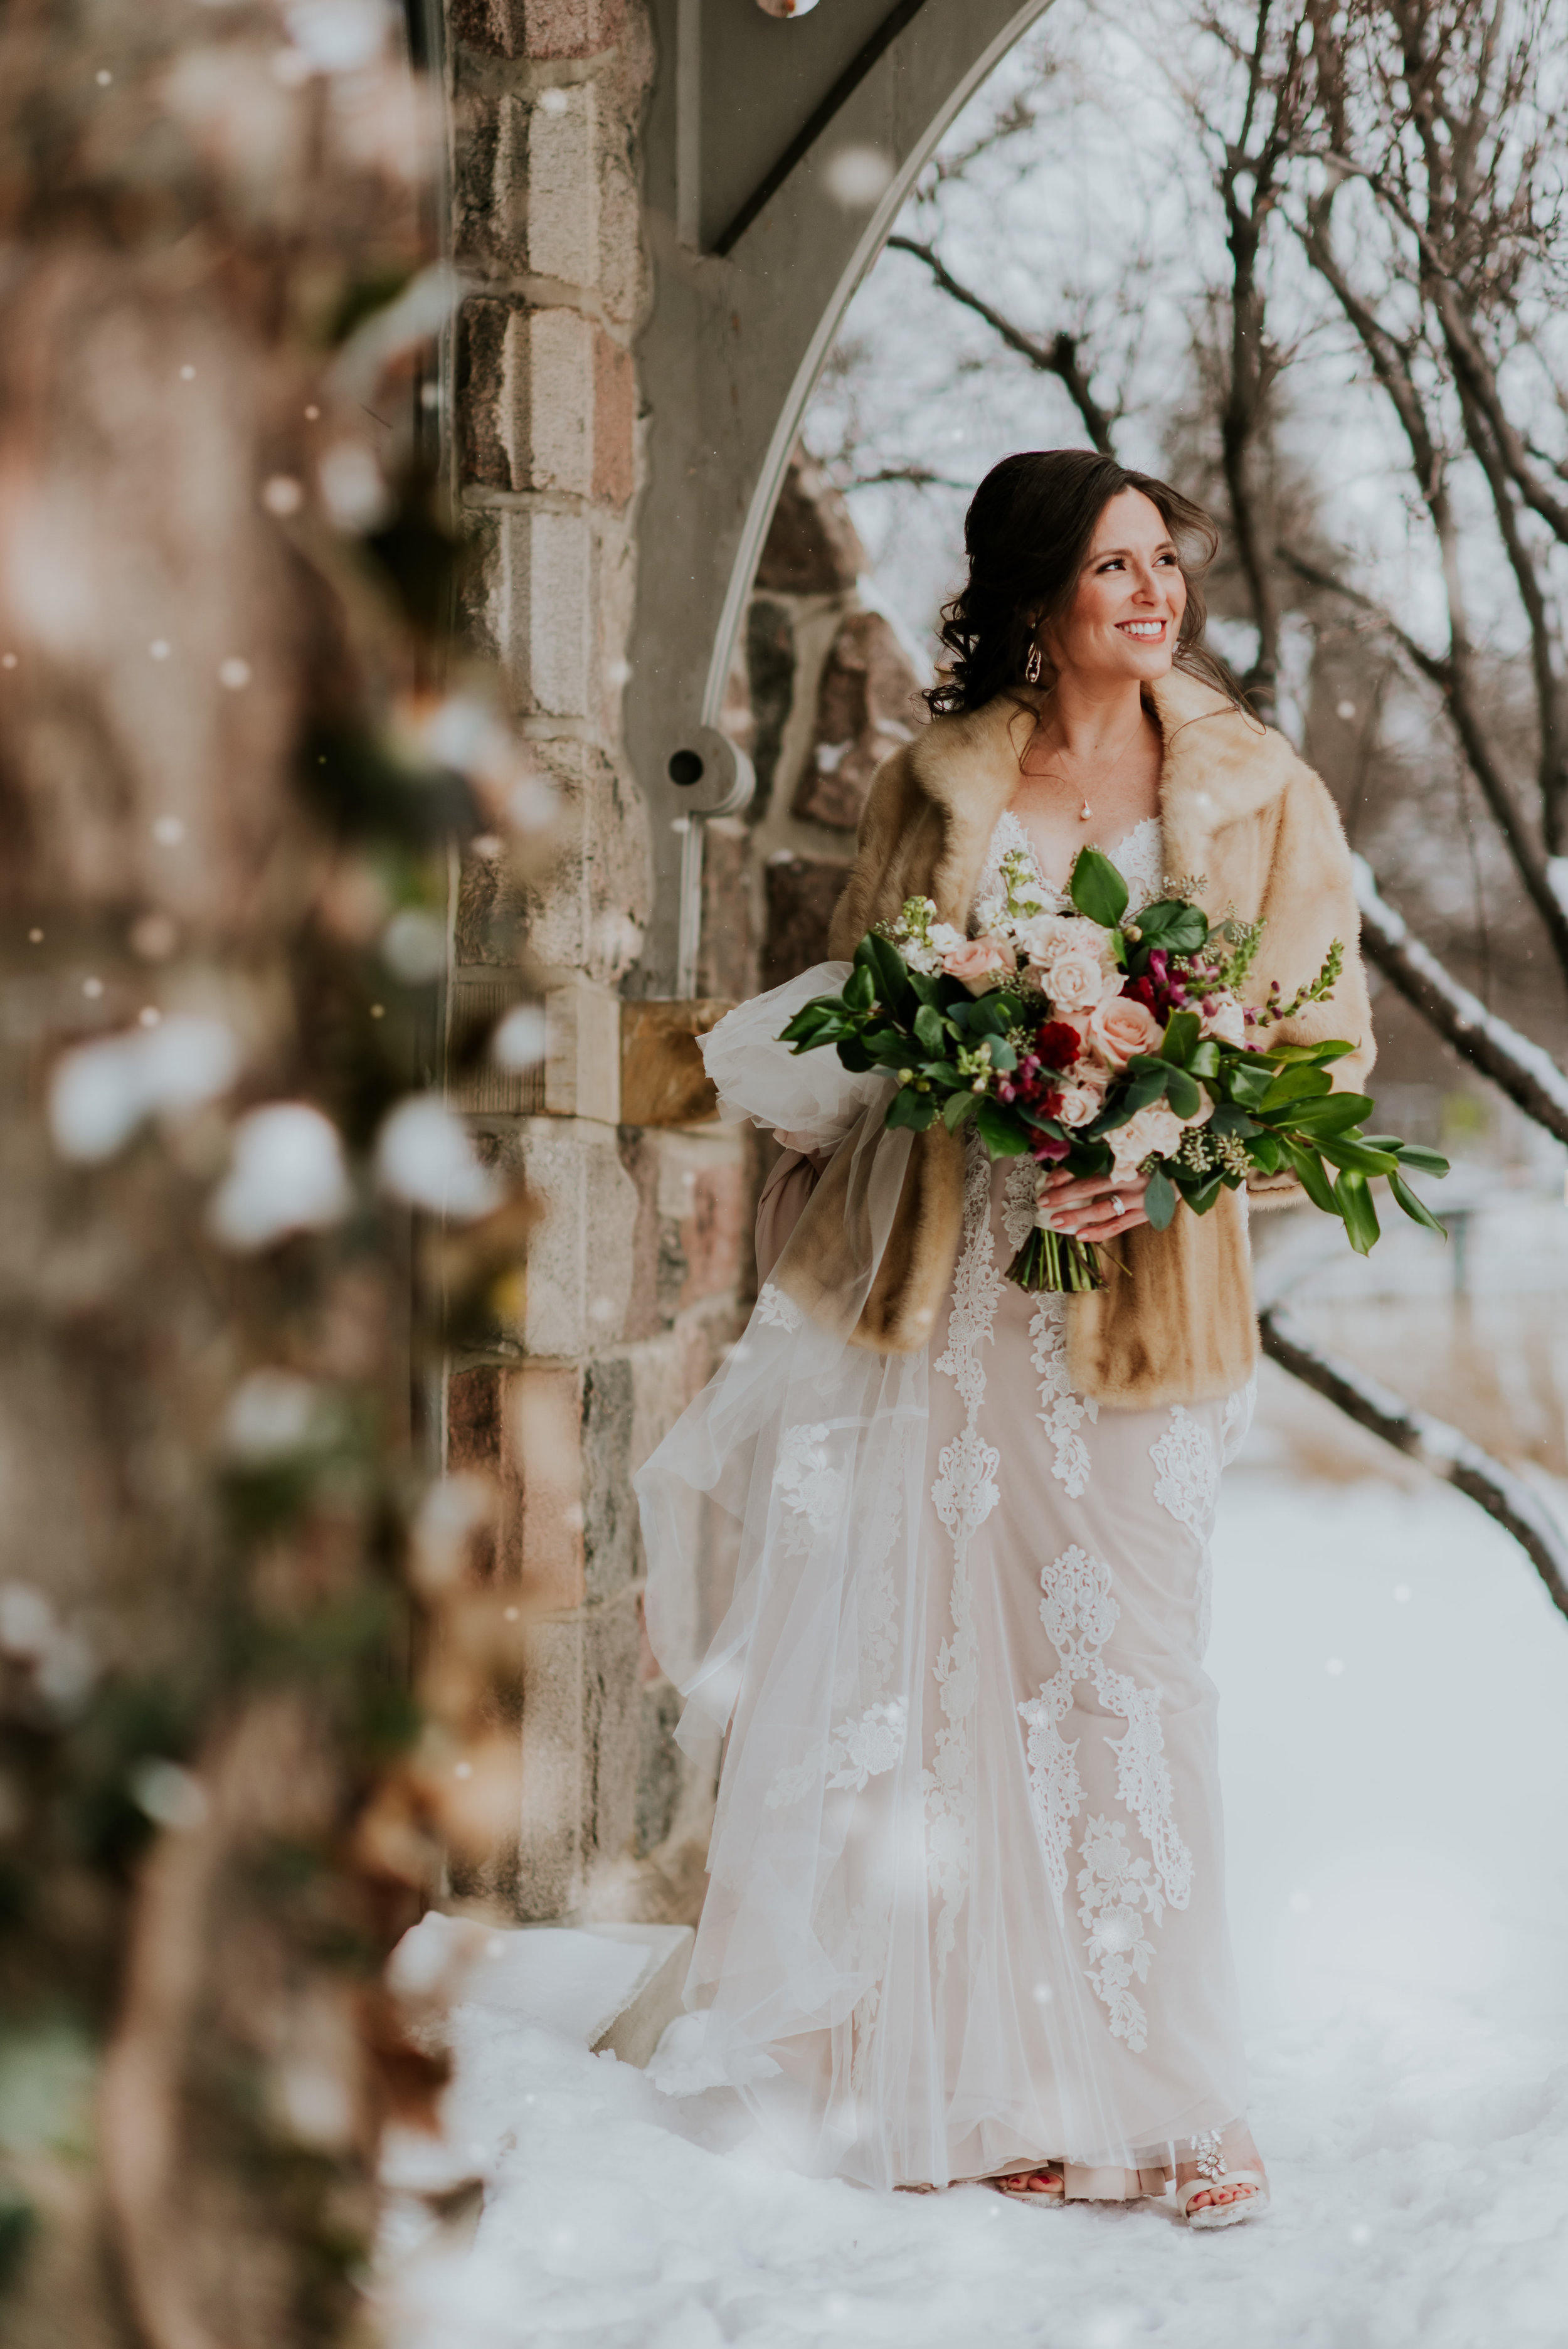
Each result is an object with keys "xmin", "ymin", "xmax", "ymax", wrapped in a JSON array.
[{"xmin": 778, "ymin": 842, "xmax": 1448, "ymax": 1293}]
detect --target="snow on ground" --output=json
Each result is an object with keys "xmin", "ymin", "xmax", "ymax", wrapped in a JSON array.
[{"xmin": 386, "ymin": 1470, "xmax": 1568, "ymax": 2349}]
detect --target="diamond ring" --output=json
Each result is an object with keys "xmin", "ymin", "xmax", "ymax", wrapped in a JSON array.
[{"xmin": 1107, "ymin": 1192, "xmax": 1124, "ymax": 1218}]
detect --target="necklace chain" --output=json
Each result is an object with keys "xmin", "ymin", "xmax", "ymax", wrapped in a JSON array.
[{"xmin": 1018, "ymin": 708, "xmax": 1151, "ymax": 825}]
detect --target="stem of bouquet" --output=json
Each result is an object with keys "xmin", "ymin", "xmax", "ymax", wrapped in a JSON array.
[{"xmin": 1006, "ymin": 1225, "xmax": 1108, "ymax": 1294}]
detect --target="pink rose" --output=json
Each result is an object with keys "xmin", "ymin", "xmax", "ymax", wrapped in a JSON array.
[
  {"xmin": 942, "ymin": 933, "xmax": 1014, "ymax": 994},
  {"xmin": 1054, "ymin": 1085, "xmax": 1102, "ymax": 1130},
  {"xmin": 1088, "ymin": 994, "xmax": 1164, "ymax": 1068},
  {"xmin": 1110, "ymin": 1102, "xmax": 1184, "ymax": 1177}
]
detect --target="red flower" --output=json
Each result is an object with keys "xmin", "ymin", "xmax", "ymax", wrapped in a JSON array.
[{"xmin": 1034, "ymin": 1021, "xmax": 1081, "ymax": 1072}]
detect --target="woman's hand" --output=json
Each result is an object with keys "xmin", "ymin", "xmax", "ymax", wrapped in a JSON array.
[{"xmin": 1036, "ymin": 1166, "xmax": 1150, "ymax": 1244}]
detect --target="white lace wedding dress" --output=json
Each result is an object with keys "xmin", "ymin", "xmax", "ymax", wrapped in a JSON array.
[{"xmin": 637, "ymin": 815, "xmax": 1256, "ymax": 2192}]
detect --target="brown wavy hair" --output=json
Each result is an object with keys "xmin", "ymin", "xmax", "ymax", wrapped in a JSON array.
[{"xmin": 925, "ymin": 449, "xmax": 1239, "ymax": 718}]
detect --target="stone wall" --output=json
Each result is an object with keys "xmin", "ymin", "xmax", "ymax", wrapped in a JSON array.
[{"xmin": 445, "ymin": 0, "xmax": 923, "ymax": 1921}]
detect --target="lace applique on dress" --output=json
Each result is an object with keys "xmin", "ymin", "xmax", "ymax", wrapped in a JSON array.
[
  {"xmin": 1150, "ymin": 1406, "xmax": 1220, "ymax": 1537},
  {"xmin": 923, "ymin": 1136, "xmax": 1004, "ymax": 1976},
  {"xmin": 973, "ymin": 811, "xmax": 1167, "ymax": 927},
  {"xmin": 765, "ymin": 1699, "xmax": 908, "ymax": 1810},
  {"xmin": 1018, "ymin": 1542, "xmax": 1192, "ymax": 2052},
  {"xmin": 1219, "ymin": 1371, "xmax": 1258, "ymax": 1466},
  {"xmin": 1151, "ymin": 1405, "xmax": 1223, "ymax": 1653},
  {"xmin": 1001, "ymin": 1155, "xmax": 1040, "ymax": 1255},
  {"xmin": 755, "ymin": 1282, "xmax": 802, "ymax": 1333},
  {"xmin": 1029, "ymin": 1292, "xmax": 1098, "ymax": 1498},
  {"xmin": 773, "ymin": 1423, "xmax": 845, "ymax": 1556}
]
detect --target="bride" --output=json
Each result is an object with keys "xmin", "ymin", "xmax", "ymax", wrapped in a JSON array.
[{"xmin": 637, "ymin": 448, "xmax": 1373, "ymax": 2225}]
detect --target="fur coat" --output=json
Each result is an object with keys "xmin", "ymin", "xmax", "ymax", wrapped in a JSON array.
[{"xmin": 770, "ymin": 665, "xmax": 1375, "ymax": 1409}]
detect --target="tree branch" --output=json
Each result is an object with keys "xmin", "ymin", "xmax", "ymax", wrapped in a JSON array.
[
  {"xmin": 1276, "ymin": 536, "xmax": 1568, "ymax": 974},
  {"xmin": 884, "ymin": 235, "xmax": 1120, "ymax": 455},
  {"xmin": 1259, "ymin": 1305, "xmax": 1568, "ymax": 1625},
  {"xmin": 1352, "ymin": 854, "xmax": 1568, "ymax": 1145}
]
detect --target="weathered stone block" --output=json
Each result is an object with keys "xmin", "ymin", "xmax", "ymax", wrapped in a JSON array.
[
  {"xmin": 451, "ymin": 0, "xmax": 624, "ymax": 58},
  {"xmin": 762, "ymin": 854, "xmax": 849, "ymax": 988},
  {"xmin": 755, "ymin": 449, "xmax": 864, "ymax": 593},
  {"xmin": 792, "ymin": 609, "xmax": 921, "ymax": 830},
  {"xmin": 527, "ymin": 85, "xmax": 599, "ymax": 285},
  {"xmin": 544, "ymin": 972, "xmax": 622, "ymax": 1123},
  {"xmin": 459, "ymin": 301, "xmax": 596, "ymax": 497},
  {"xmin": 476, "ymin": 1123, "xmax": 637, "ymax": 1357},
  {"xmin": 592, "ymin": 329, "xmax": 635, "ymax": 508},
  {"xmin": 634, "ymin": 1678, "xmax": 683, "ymax": 1857},
  {"xmin": 619, "ymin": 999, "xmax": 729, "ymax": 1126},
  {"xmin": 447, "ymin": 1362, "xmax": 585, "ymax": 1611},
  {"xmin": 697, "ymin": 817, "xmax": 754, "ymax": 1000},
  {"xmin": 580, "ymin": 1355, "xmax": 635, "ymax": 1603},
  {"xmin": 655, "ymin": 1129, "xmax": 747, "ymax": 1313},
  {"xmin": 448, "ymin": 728, "xmax": 650, "ymax": 984},
  {"xmin": 495, "ymin": 507, "xmax": 595, "ymax": 718},
  {"xmin": 513, "ymin": 1589, "xmax": 640, "ymax": 1917}
]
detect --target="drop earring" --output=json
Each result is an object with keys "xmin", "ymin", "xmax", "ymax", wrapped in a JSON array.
[{"xmin": 1024, "ymin": 641, "xmax": 1044, "ymax": 686}]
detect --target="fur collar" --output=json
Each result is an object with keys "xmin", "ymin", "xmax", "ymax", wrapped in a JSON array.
[{"xmin": 905, "ymin": 665, "xmax": 1290, "ymax": 908}]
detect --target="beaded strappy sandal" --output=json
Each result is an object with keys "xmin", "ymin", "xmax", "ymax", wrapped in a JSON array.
[{"xmin": 1173, "ymin": 2131, "xmax": 1270, "ymax": 2230}]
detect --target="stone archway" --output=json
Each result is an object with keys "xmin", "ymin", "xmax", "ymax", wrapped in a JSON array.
[{"xmin": 444, "ymin": 0, "xmax": 1048, "ymax": 1924}]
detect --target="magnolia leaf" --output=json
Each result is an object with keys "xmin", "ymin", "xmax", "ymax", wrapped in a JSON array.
[
  {"xmin": 1160, "ymin": 1009, "xmax": 1201, "ymax": 1065},
  {"xmin": 1389, "ymin": 1170, "xmax": 1446, "ymax": 1235},
  {"xmin": 1334, "ymin": 1166, "xmax": 1381, "ymax": 1253},
  {"xmin": 974, "ymin": 1100, "xmax": 1030, "ymax": 1157},
  {"xmin": 1143, "ymin": 1167, "xmax": 1178, "ymax": 1229},
  {"xmin": 1068, "ymin": 846, "xmax": 1129, "ymax": 928},
  {"xmin": 885, "ymin": 1086, "xmax": 936, "ymax": 1131}
]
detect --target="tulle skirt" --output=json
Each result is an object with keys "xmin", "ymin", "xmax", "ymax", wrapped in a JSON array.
[{"xmin": 638, "ymin": 981, "xmax": 1254, "ymax": 2190}]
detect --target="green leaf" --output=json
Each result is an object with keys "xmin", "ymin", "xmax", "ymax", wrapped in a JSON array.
[
  {"xmin": 836, "ymin": 1037, "xmax": 874, "ymax": 1073},
  {"xmin": 1160, "ymin": 1009, "xmax": 1201, "ymax": 1065},
  {"xmin": 865, "ymin": 933, "xmax": 913, "ymax": 1010},
  {"xmin": 1163, "ymin": 1066, "xmax": 1201, "ymax": 1119},
  {"xmin": 1068, "ymin": 846, "xmax": 1129, "ymax": 928},
  {"xmin": 1133, "ymin": 901, "xmax": 1209, "ymax": 954},
  {"xmin": 1380, "ymin": 1140, "xmax": 1451, "ymax": 1177},
  {"xmin": 1335, "ymin": 1167, "xmax": 1381, "ymax": 1254},
  {"xmin": 1274, "ymin": 1092, "xmax": 1374, "ymax": 1137},
  {"xmin": 1183, "ymin": 1174, "xmax": 1226, "ymax": 1215},
  {"xmin": 1283, "ymin": 1138, "xmax": 1338, "ymax": 1215},
  {"xmin": 844, "ymin": 964, "xmax": 875, "ymax": 1013},
  {"xmin": 1226, "ymin": 1056, "xmax": 1279, "ymax": 1108},
  {"xmin": 913, "ymin": 1003, "xmax": 947, "ymax": 1054},
  {"xmin": 1317, "ymin": 1134, "xmax": 1399, "ymax": 1177},
  {"xmin": 885, "ymin": 1086, "xmax": 936, "ymax": 1132},
  {"xmin": 1264, "ymin": 1038, "xmax": 1355, "ymax": 1065},
  {"xmin": 1189, "ymin": 1040, "xmax": 1221, "ymax": 1079},
  {"xmin": 1258, "ymin": 1064, "xmax": 1334, "ymax": 1111},
  {"xmin": 988, "ymin": 1037, "xmax": 1018, "ymax": 1073},
  {"xmin": 942, "ymin": 1091, "xmax": 980, "ymax": 1132},
  {"xmin": 973, "ymin": 1100, "xmax": 1030, "ymax": 1157},
  {"xmin": 1389, "ymin": 1170, "xmax": 1448, "ymax": 1235},
  {"xmin": 1248, "ymin": 1132, "xmax": 1283, "ymax": 1174},
  {"xmin": 1143, "ymin": 1167, "xmax": 1178, "ymax": 1229},
  {"xmin": 1207, "ymin": 1102, "xmax": 1260, "ymax": 1137}
]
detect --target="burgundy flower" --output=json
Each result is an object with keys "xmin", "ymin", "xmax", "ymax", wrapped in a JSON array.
[
  {"xmin": 1034, "ymin": 1020, "xmax": 1082, "ymax": 1073},
  {"xmin": 1029, "ymin": 1131, "xmax": 1071, "ymax": 1162}
]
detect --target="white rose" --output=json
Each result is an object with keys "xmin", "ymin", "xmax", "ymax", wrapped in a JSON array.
[
  {"xmin": 928, "ymin": 921, "xmax": 965, "ymax": 955},
  {"xmin": 1109, "ymin": 1102, "xmax": 1184, "ymax": 1175},
  {"xmin": 1040, "ymin": 943, "xmax": 1120, "ymax": 1017},
  {"xmin": 1201, "ymin": 997, "xmax": 1248, "ymax": 1047}
]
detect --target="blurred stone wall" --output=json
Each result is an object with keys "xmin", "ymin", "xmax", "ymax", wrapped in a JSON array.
[{"xmin": 445, "ymin": 0, "xmax": 923, "ymax": 1921}]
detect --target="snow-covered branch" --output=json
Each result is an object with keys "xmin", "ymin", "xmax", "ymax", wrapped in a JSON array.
[
  {"xmin": 1352, "ymin": 857, "xmax": 1568, "ymax": 1148},
  {"xmin": 1259, "ymin": 1307, "xmax": 1568, "ymax": 1625}
]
